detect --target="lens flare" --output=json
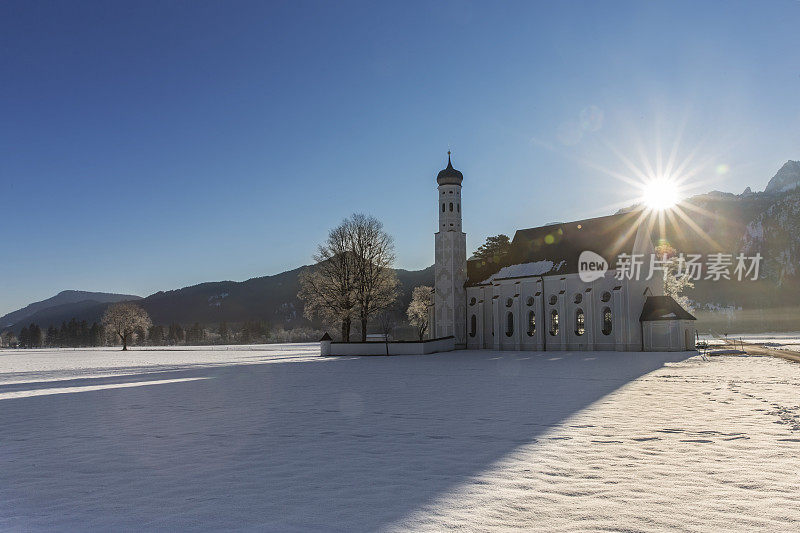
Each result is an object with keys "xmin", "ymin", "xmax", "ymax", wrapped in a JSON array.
[{"xmin": 641, "ymin": 177, "xmax": 680, "ymax": 210}]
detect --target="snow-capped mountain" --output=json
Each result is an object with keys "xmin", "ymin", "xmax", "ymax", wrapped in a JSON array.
[{"xmin": 764, "ymin": 160, "xmax": 800, "ymax": 193}]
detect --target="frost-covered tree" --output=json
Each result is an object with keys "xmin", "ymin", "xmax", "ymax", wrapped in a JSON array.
[
  {"xmin": 1, "ymin": 330, "xmax": 17, "ymax": 348},
  {"xmin": 102, "ymin": 302, "xmax": 152, "ymax": 351},
  {"xmin": 407, "ymin": 285, "xmax": 433, "ymax": 340},
  {"xmin": 656, "ymin": 243, "xmax": 695, "ymax": 311}
]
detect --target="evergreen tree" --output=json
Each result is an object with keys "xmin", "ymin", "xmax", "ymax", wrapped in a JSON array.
[
  {"xmin": 167, "ymin": 323, "xmax": 184, "ymax": 345},
  {"xmin": 148, "ymin": 325, "xmax": 164, "ymax": 345},
  {"xmin": 46, "ymin": 325, "xmax": 58, "ymax": 347},
  {"xmin": 89, "ymin": 322, "xmax": 103, "ymax": 346},
  {"xmin": 19, "ymin": 326, "xmax": 30, "ymax": 348},
  {"xmin": 30, "ymin": 324, "xmax": 43, "ymax": 348},
  {"xmin": 474, "ymin": 234, "xmax": 511, "ymax": 261},
  {"xmin": 79, "ymin": 320, "xmax": 90, "ymax": 346}
]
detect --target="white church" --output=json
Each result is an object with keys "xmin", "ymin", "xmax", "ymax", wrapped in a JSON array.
[{"xmin": 430, "ymin": 153, "xmax": 697, "ymax": 352}]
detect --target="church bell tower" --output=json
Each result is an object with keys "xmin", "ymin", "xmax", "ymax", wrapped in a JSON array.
[{"xmin": 434, "ymin": 151, "xmax": 467, "ymax": 348}]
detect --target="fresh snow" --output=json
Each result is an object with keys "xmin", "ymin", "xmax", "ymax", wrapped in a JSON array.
[
  {"xmin": 481, "ymin": 260, "xmax": 554, "ymax": 283},
  {"xmin": 1, "ymin": 345, "xmax": 798, "ymax": 531},
  {"xmin": 700, "ymin": 332, "xmax": 800, "ymax": 352}
]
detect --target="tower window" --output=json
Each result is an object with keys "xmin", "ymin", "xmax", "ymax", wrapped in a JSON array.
[
  {"xmin": 457, "ymin": 203, "xmax": 460, "ymax": 212},
  {"xmin": 470, "ymin": 315, "xmax": 477, "ymax": 337},
  {"xmin": 574, "ymin": 293, "xmax": 582, "ymax": 304},
  {"xmin": 526, "ymin": 297, "xmax": 534, "ymax": 306},
  {"xmin": 527, "ymin": 311, "xmax": 535, "ymax": 336},
  {"xmin": 602, "ymin": 307, "xmax": 612, "ymax": 335},
  {"xmin": 449, "ymin": 202, "xmax": 453, "ymax": 212},
  {"xmin": 575, "ymin": 308, "xmax": 585, "ymax": 336},
  {"xmin": 549, "ymin": 295, "xmax": 557, "ymax": 306},
  {"xmin": 601, "ymin": 291, "xmax": 611, "ymax": 302},
  {"xmin": 442, "ymin": 203, "xmax": 445, "ymax": 212},
  {"xmin": 506, "ymin": 312, "xmax": 514, "ymax": 337},
  {"xmin": 550, "ymin": 310, "xmax": 559, "ymax": 336}
]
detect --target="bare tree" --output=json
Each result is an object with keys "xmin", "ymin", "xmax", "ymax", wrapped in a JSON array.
[
  {"xmin": 407, "ymin": 285, "xmax": 433, "ymax": 340},
  {"xmin": 350, "ymin": 213, "xmax": 399, "ymax": 341},
  {"xmin": 298, "ymin": 218, "xmax": 357, "ymax": 341},
  {"xmin": 376, "ymin": 311, "xmax": 396, "ymax": 356},
  {"xmin": 102, "ymin": 302, "xmax": 152, "ymax": 351},
  {"xmin": 299, "ymin": 213, "xmax": 398, "ymax": 342}
]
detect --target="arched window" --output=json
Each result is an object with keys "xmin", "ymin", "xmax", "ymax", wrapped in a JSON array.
[
  {"xmin": 442, "ymin": 203, "xmax": 445, "ymax": 212},
  {"xmin": 449, "ymin": 202, "xmax": 453, "ymax": 212},
  {"xmin": 457, "ymin": 203, "xmax": 460, "ymax": 212},
  {"xmin": 527, "ymin": 311, "xmax": 535, "ymax": 336},
  {"xmin": 602, "ymin": 307, "xmax": 613, "ymax": 335},
  {"xmin": 550, "ymin": 310, "xmax": 559, "ymax": 336},
  {"xmin": 575, "ymin": 308, "xmax": 585, "ymax": 336},
  {"xmin": 506, "ymin": 312, "xmax": 514, "ymax": 337},
  {"xmin": 470, "ymin": 315, "xmax": 477, "ymax": 337}
]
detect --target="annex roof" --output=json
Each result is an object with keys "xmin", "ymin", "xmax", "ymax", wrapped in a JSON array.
[{"xmin": 639, "ymin": 295, "xmax": 697, "ymax": 321}]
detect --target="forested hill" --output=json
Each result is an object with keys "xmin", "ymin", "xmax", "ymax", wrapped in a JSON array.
[
  {"xmin": 1, "ymin": 291, "xmax": 140, "ymax": 329},
  {"xmin": 617, "ymin": 160, "xmax": 800, "ymax": 310},
  {"xmin": 3, "ymin": 266, "xmax": 435, "ymax": 332}
]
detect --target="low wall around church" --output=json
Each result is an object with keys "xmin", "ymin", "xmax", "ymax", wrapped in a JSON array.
[{"xmin": 321, "ymin": 336, "xmax": 455, "ymax": 356}]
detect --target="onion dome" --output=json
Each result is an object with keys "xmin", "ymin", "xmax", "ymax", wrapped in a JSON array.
[{"xmin": 437, "ymin": 151, "xmax": 463, "ymax": 185}]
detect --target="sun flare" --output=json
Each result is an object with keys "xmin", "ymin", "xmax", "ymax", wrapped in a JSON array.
[{"xmin": 641, "ymin": 177, "xmax": 680, "ymax": 210}]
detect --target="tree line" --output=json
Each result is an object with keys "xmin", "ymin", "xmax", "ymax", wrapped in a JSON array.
[{"xmin": 1, "ymin": 316, "xmax": 282, "ymax": 349}]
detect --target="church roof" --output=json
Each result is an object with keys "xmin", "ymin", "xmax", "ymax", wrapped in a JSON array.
[
  {"xmin": 437, "ymin": 152, "xmax": 463, "ymax": 185},
  {"xmin": 639, "ymin": 295, "xmax": 696, "ymax": 321},
  {"xmin": 467, "ymin": 211, "xmax": 646, "ymax": 285}
]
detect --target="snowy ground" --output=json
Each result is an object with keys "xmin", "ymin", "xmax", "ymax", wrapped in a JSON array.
[
  {"xmin": 1, "ymin": 346, "xmax": 798, "ymax": 531},
  {"xmin": 699, "ymin": 332, "xmax": 800, "ymax": 352}
]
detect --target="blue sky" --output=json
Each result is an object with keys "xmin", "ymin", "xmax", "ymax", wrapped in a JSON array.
[{"xmin": 1, "ymin": 0, "xmax": 799, "ymax": 315}]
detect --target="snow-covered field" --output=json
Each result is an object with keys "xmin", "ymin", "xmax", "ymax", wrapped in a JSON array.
[
  {"xmin": 1, "ymin": 346, "xmax": 798, "ymax": 531},
  {"xmin": 699, "ymin": 332, "xmax": 800, "ymax": 351}
]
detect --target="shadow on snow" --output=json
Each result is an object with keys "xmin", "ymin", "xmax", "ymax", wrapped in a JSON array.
[{"xmin": 0, "ymin": 349, "xmax": 691, "ymax": 531}]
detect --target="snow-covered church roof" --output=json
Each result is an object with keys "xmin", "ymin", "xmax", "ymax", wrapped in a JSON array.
[{"xmin": 467, "ymin": 211, "xmax": 644, "ymax": 286}]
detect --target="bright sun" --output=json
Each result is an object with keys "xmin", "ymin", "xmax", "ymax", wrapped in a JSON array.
[{"xmin": 641, "ymin": 177, "xmax": 680, "ymax": 210}]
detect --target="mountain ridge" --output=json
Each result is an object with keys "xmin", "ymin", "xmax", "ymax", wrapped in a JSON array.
[
  {"xmin": 3, "ymin": 266, "xmax": 435, "ymax": 333},
  {"xmin": 1, "ymin": 290, "xmax": 141, "ymax": 329}
]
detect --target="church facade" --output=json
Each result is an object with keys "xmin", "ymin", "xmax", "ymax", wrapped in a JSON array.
[{"xmin": 431, "ymin": 154, "xmax": 697, "ymax": 352}]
